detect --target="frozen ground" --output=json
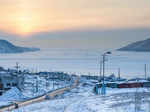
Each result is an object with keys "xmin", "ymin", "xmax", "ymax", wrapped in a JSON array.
[{"xmin": 12, "ymin": 79, "xmax": 150, "ymax": 112}]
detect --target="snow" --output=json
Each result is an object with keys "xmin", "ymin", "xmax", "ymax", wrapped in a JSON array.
[
  {"xmin": 65, "ymin": 87, "xmax": 150, "ymax": 112},
  {"xmin": 11, "ymin": 80, "xmax": 94, "ymax": 112},
  {"xmin": 0, "ymin": 102, "xmax": 11, "ymax": 107},
  {"xmin": 0, "ymin": 71, "xmax": 72, "ymax": 108},
  {"xmin": 22, "ymin": 74, "xmax": 71, "ymax": 98},
  {"xmin": 11, "ymin": 79, "xmax": 150, "ymax": 112},
  {"xmin": 104, "ymin": 88, "xmax": 149, "ymax": 95},
  {"xmin": 0, "ymin": 74, "xmax": 150, "ymax": 112},
  {"xmin": 0, "ymin": 87, "xmax": 26, "ymax": 101},
  {"xmin": 0, "ymin": 49, "xmax": 150, "ymax": 111},
  {"xmin": 0, "ymin": 87, "xmax": 26, "ymax": 107}
]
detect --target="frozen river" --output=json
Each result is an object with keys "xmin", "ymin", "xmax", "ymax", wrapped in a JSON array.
[{"xmin": 0, "ymin": 48, "xmax": 149, "ymax": 79}]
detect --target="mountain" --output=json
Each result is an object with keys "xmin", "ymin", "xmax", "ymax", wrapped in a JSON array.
[
  {"xmin": 0, "ymin": 39, "xmax": 40, "ymax": 53},
  {"xmin": 118, "ymin": 38, "xmax": 150, "ymax": 52}
]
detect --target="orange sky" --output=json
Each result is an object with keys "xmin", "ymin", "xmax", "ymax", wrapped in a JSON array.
[{"xmin": 0, "ymin": 0, "xmax": 150, "ymax": 35}]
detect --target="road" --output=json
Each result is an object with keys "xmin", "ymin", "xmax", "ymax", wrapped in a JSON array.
[{"xmin": 0, "ymin": 76, "xmax": 80, "ymax": 112}]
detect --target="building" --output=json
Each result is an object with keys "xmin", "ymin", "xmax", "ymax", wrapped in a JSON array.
[{"xmin": 0, "ymin": 71, "xmax": 24, "ymax": 95}]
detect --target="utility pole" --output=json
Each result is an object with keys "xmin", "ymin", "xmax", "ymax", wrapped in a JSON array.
[
  {"xmin": 15, "ymin": 62, "xmax": 20, "ymax": 73},
  {"xmin": 53, "ymin": 74, "xmax": 55, "ymax": 90},
  {"xmin": 101, "ymin": 54, "xmax": 106, "ymax": 95},
  {"xmin": 102, "ymin": 55, "xmax": 105, "ymax": 83},
  {"xmin": 15, "ymin": 62, "xmax": 20, "ymax": 90},
  {"xmin": 118, "ymin": 68, "xmax": 120, "ymax": 80},
  {"xmin": 99, "ymin": 60, "xmax": 102, "ymax": 82},
  {"xmin": 36, "ymin": 78, "xmax": 38, "ymax": 93},
  {"xmin": 101, "ymin": 51, "xmax": 111, "ymax": 95},
  {"xmin": 144, "ymin": 64, "xmax": 147, "ymax": 80},
  {"xmin": 46, "ymin": 78, "xmax": 48, "ymax": 91}
]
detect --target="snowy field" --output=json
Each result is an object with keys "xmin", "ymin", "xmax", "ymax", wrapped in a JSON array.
[{"xmin": 11, "ymin": 79, "xmax": 150, "ymax": 112}]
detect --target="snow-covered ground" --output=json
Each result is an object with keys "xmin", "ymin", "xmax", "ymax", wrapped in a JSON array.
[
  {"xmin": 11, "ymin": 79, "xmax": 150, "ymax": 112},
  {"xmin": 65, "ymin": 88, "xmax": 150, "ymax": 112},
  {"xmin": 22, "ymin": 74, "xmax": 72, "ymax": 98},
  {"xmin": 11, "ymin": 79, "xmax": 95, "ymax": 112},
  {"xmin": 0, "ymin": 87, "xmax": 26, "ymax": 107},
  {"xmin": 0, "ymin": 74, "xmax": 72, "ymax": 107}
]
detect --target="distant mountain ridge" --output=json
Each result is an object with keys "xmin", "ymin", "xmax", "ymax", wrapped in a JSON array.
[
  {"xmin": 118, "ymin": 38, "xmax": 150, "ymax": 52},
  {"xmin": 0, "ymin": 39, "xmax": 40, "ymax": 53}
]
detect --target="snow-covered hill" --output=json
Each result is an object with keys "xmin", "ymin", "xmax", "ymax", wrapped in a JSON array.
[
  {"xmin": 0, "ymin": 39, "xmax": 40, "ymax": 53},
  {"xmin": 118, "ymin": 38, "xmax": 150, "ymax": 52}
]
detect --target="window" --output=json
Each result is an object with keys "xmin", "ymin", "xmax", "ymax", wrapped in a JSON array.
[
  {"xmin": 7, "ymin": 83, "xmax": 11, "ymax": 86},
  {"xmin": 12, "ymin": 83, "xmax": 17, "ymax": 86}
]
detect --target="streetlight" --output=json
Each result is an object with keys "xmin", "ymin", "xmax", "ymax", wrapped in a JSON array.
[
  {"xmin": 101, "ymin": 51, "xmax": 111, "ymax": 95},
  {"xmin": 99, "ymin": 60, "xmax": 103, "ymax": 81}
]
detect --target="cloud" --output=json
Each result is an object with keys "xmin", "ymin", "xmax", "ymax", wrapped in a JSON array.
[{"xmin": 1, "ymin": 27, "xmax": 149, "ymax": 50}]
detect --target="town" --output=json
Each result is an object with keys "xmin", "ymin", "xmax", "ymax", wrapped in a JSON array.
[
  {"xmin": 0, "ymin": 0, "xmax": 150, "ymax": 111},
  {"xmin": 0, "ymin": 61, "xmax": 150, "ymax": 112}
]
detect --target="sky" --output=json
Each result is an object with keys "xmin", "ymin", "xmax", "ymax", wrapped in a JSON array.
[{"xmin": 0, "ymin": 0, "xmax": 150, "ymax": 49}]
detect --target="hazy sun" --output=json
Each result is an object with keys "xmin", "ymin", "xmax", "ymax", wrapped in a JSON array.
[{"xmin": 14, "ymin": 16, "xmax": 35, "ymax": 35}]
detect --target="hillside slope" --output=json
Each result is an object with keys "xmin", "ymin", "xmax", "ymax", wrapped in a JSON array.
[
  {"xmin": 0, "ymin": 39, "xmax": 40, "ymax": 53},
  {"xmin": 118, "ymin": 38, "xmax": 150, "ymax": 52}
]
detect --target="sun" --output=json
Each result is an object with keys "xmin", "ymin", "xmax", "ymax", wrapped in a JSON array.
[
  {"xmin": 16, "ymin": 17, "xmax": 34, "ymax": 35},
  {"xmin": 14, "ymin": 16, "xmax": 36, "ymax": 36}
]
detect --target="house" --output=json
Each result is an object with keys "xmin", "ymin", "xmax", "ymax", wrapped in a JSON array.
[{"xmin": 0, "ymin": 71, "xmax": 24, "ymax": 95}]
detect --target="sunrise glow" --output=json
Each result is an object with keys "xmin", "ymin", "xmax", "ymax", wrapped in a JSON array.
[{"xmin": 0, "ymin": 0, "xmax": 150, "ymax": 36}]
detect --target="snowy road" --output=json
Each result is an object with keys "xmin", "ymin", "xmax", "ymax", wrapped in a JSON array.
[
  {"xmin": 0, "ymin": 76, "xmax": 80, "ymax": 112},
  {"xmin": 12, "ymin": 81, "xmax": 94, "ymax": 112}
]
